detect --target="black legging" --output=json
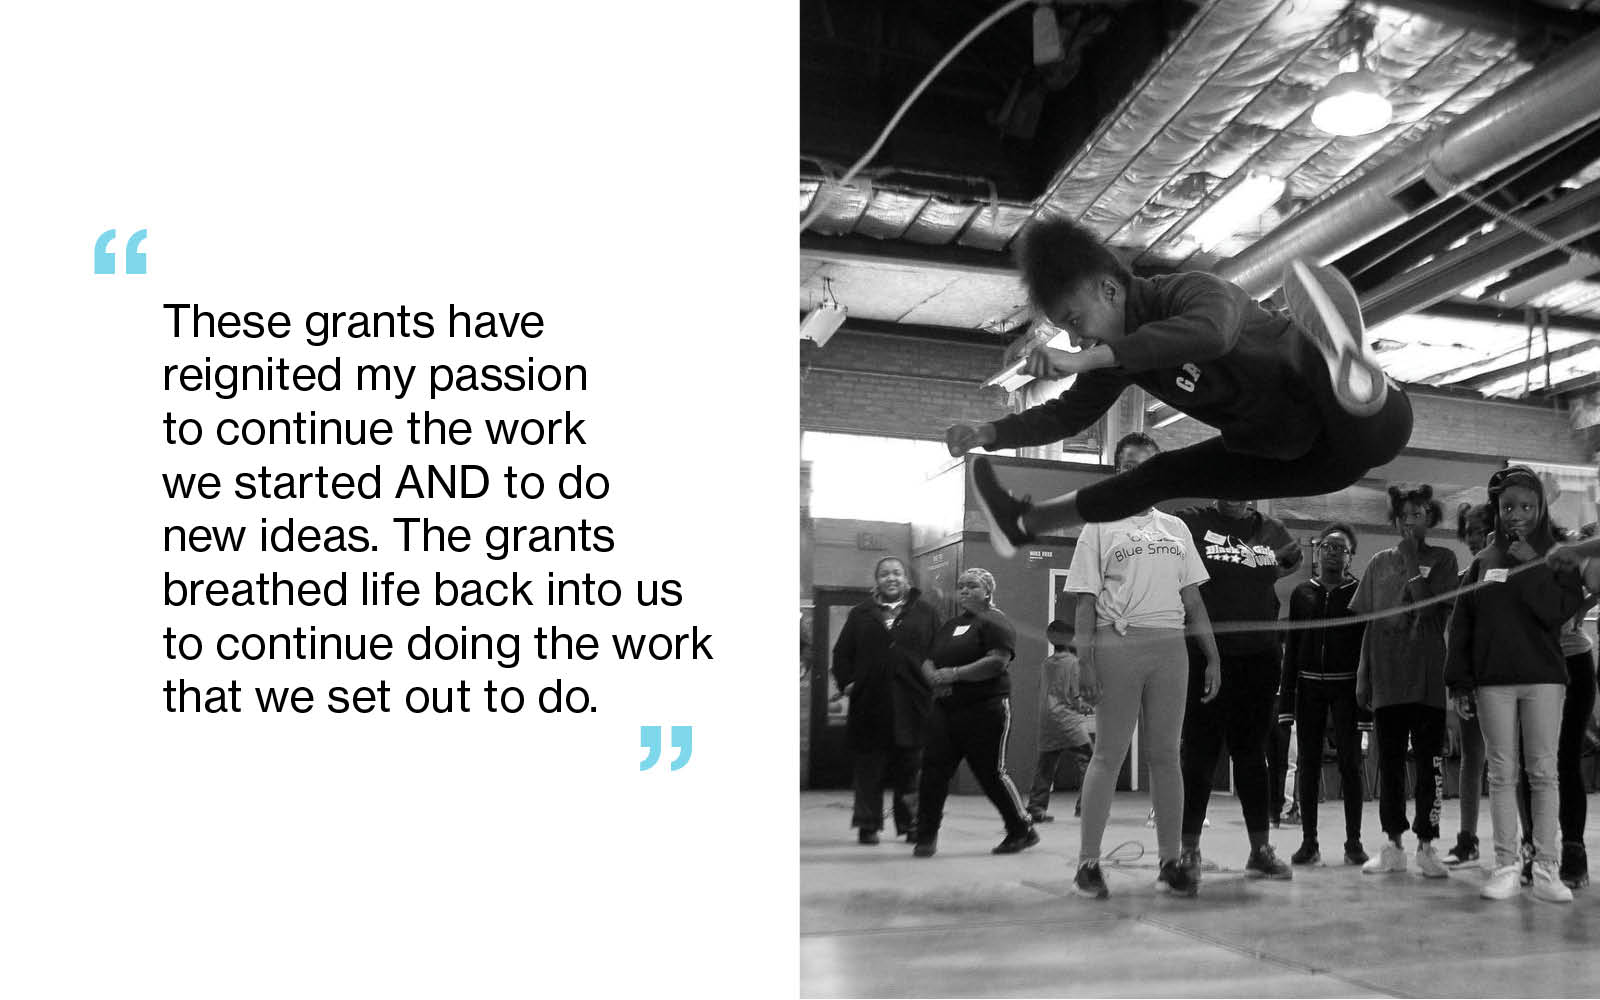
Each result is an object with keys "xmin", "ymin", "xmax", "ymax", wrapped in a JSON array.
[
  {"xmin": 915, "ymin": 696, "xmax": 1031, "ymax": 843},
  {"xmin": 1077, "ymin": 355, "xmax": 1412, "ymax": 523},
  {"xmin": 1295, "ymin": 679, "xmax": 1367, "ymax": 844},
  {"xmin": 1182, "ymin": 648, "xmax": 1279, "ymax": 837},
  {"xmin": 1516, "ymin": 650, "xmax": 1598, "ymax": 846}
]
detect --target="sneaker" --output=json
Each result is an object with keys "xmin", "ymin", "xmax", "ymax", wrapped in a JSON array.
[
  {"xmin": 1290, "ymin": 840, "xmax": 1320, "ymax": 865},
  {"xmin": 993, "ymin": 827, "xmax": 1040, "ymax": 854},
  {"xmin": 1157, "ymin": 858, "xmax": 1199, "ymax": 897},
  {"xmin": 858, "ymin": 828, "xmax": 880, "ymax": 846},
  {"xmin": 1280, "ymin": 259, "xmax": 1388, "ymax": 417},
  {"xmin": 1271, "ymin": 815, "xmax": 1282, "ymax": 830},
  {"xmin": 1073, "ymin": 800, "xmax": 1081, "ymax": 818},
  {"xmin": 1344, "ymin": 840, "xmax": 1369, "ymax": 866},
  {"xmin": 1560, "ymin": 841, "xmax": 1589, "ymax": 890},
  {"xmin": 913, "ymin": 839, "xmax": 937, "ymax": 858},
  {"xmin": 1246, "ymin": 844, "xmax": 1293, "ymax": 880},
  {"xmin": 1074, "ymin": 860, "xmax": 1109, "ymax": 899},
  {"xmin": 1416, "ymin": 842, "xmax": 1449, "ymax": 878},
  {"xmin": 1533, "ymin": 861, "xmax": 1574, "ymax": 903},
  {"xmin": 1521, "ymin": 841, "xmax": 1535, "ymax": 886},
  {"xmin": 1285, "ymin": 804, "xmax": 1301, "ymax": 824},
  {"xmin": 1174, "ymin": 847, "xmax": 1205, "ymax": 887},
  {"xmin": 1443, "ymin": 833, "xmax": 1479, "ymax": 866},
  {"xmin": 970, "ymin": 457, "xmax": 1033, "ymax": 559},
  {"xmin": 1481, "ymin": 863, "xmax": 1522, "ymax": 900},
  {"xmin": 1145, "ymin": 809, "xmax": 1156, "ymax": 829},
  {"xmin": 1028, "ymin": 811, "xmax": 1055, "ymax": 824},
  {"xmin": 1362, "ymin": 841, "xmax": 1407, "ymax": 874}
]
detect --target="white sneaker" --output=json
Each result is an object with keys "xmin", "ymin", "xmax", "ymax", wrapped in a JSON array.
[
  {"xmin": 1362, "ymin": 841, "xmax": 1406, "ymax": 874},
  {"xmin": 1416, "ymin": 842, "xmax": 1449, "ymax": 879},
  {"xmin": 1532, "ymin": 861, "xmax": 1574, "ymax": 903},
  {"xmin": 1281, "ymin": 259, "xmax": 1388, "ymax": 417},
  {"xmin": 1481, "ymin": 863, "xmax": 1522, "ymax": 900}
]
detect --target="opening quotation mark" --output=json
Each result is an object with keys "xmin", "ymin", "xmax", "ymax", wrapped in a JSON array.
[
  {"xmin": 639, "ymin": 725, "xmax": 693, "ymax": 771},
  {"xmin": 94, "ymin": 229, "xmax": 148, "ymax": 274}
]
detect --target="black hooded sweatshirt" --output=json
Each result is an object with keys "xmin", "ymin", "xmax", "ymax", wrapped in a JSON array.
[{"xmin": 1445, "ymin": 470, "xmax": 1584, "ymax": 691}]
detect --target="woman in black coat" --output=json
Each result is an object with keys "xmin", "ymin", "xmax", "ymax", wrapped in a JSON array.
[{"xmin": 831, "ymin": 557, "xmax": 941, "ymax": 844}]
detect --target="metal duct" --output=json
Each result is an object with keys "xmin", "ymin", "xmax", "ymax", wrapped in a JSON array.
[{"xmin": 1219, "ymin": 27, "xmax": 1600, "ymax": 297}]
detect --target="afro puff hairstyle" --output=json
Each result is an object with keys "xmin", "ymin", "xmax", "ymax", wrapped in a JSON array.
[
  {"xmin": 1456, "ymin": 501, "xmax": 1492, "ymax": 542},
  {"xmin": 1387, "ymin": 484, "xmax": 1444, "ymax": 527}
]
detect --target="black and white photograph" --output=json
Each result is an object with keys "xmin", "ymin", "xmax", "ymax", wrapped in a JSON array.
[{"xmin": 799, "ymin": 2, "xmax": 1600, "ymax": 995}]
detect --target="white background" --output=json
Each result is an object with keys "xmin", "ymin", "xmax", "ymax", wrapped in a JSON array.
[{"xmin": 1, "ymin": 3, "xmax": 796, "ymax": 996}]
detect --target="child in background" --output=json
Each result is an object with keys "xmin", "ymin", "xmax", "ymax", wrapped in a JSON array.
[
  {"xmin": 1028, "ymin": 620, "xmax": 1095, "ymax": 823},
  {"xmin": 1447, "ymin": 466, "xmax": 1584, "ymax": 901},
  {"xmin": 1355, "ymin": 485, "xmax": 1457, "ymax": 879}
]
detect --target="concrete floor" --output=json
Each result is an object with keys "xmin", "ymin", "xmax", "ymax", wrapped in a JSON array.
[{"xmin": 801, "ymin": 789, "xmax": 1600, "ymax": 998}]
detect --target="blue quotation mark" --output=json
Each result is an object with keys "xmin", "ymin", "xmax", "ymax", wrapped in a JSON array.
[
  {"xmin": 95, "ymin": 229, "xmax": 148, "ymax": 274},
  {"xmin": 640, "ymin": 725, "xmax": 692, "ymax": 770}
]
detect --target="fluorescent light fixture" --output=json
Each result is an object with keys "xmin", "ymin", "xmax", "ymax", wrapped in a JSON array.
[
  {"xmin": 800, "ymin": 301, "xmax": 847, "ymax": 347},
  {"xmin": 1032, "ymin": 4, "xmax": 1063, "ymax": 65},
  {"xmin": 1312, "ymin": 70, "xmax": 1392, "ymax": 137},
  {"xmin": 1183, "ymin": 173, "xmax": 1287, "ymax": 252},
  {"xmin": 985, "ymin": 358, "xmax": 1028, "ymax": 389}
]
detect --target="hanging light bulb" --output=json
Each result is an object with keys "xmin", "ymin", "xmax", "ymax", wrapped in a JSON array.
[
  {"xmin": 1313, "ymin": 15, "xmax": 1391, "ymax": 138},
  {"xmin": 1313, "ymin": 69, "xmax": 1392, "ymax": 136}
]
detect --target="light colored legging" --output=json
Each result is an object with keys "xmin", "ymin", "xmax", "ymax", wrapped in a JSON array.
[
  {"xmin": 1079, "ymin": 626, "xmax": 1188, "ymax": 862},
  {"xmin": 1456, "ymin": 711, "xmax": 1485, "ymax": 836},
  {"xmin": 1477, "ymin": 684, "xmax": 1564, "ymax": 867}
]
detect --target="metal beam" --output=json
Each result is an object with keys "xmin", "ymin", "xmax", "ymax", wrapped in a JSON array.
[
  {"xmin": 801, "ymin": 233, "xmax": 1015, "ymax": 276},
  {"xmin": 833, "ymin": 316, "xmax": 1009, "ymax": 347},
  {"xmin": 1418, "ymin": 300, "xmax": 1600, "ymax": 336},
  {"xmin": 1361, "ymin": 178, "xmax": 1600, "ymax": 326},
  {"xmin": 1454, "ymin": 341, "xmax": 1599, "ymax": 390}
]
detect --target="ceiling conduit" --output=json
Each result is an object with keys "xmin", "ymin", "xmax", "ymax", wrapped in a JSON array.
[{"xmin": 1219, "ymin": 27, "xmax": 1600, "ymax": 298}]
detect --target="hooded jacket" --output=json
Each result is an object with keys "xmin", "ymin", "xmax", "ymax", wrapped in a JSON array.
[
  {"xmin": 831, "ymin": 588, "xmax": 941, "ymax": 750},
  {"xmin": 1445, "ymin": 468, "xmax": 1585, "ymax": 691},
  {"xmin": 986, "ymin": 272, "xmax": 1327, "ymax": 460}
]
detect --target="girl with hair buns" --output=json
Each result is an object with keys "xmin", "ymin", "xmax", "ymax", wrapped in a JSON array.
[
  {"xmin": 912, "ymin": 568, "xmax": 1036, "ymax": 858},
  {"xmin": 1353, "ymin": 484, "xmax": 1458, "ymax": 879},
  {"xmin": 1446, "ymin": 467, "xmax": 1585, "ymax": 901}
]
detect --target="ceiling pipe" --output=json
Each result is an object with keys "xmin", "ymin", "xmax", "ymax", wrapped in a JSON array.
[{"xmin": 1218, "ymin": 27, "xmax": 1600, "ymax": 298}]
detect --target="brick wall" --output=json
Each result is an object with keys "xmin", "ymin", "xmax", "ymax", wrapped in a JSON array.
[{"xmin": 802, "ymin": 331, "xmax": 1594, "ymax": 465}]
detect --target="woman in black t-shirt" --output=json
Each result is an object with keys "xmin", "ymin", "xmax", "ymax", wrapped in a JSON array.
[{"xmin": 912, "ymin": 568, "xmax": 1037, "ymax": 857}]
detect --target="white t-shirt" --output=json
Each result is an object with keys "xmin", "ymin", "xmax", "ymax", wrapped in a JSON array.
[{"xmin": 1064, "ymin": 509, "xmax": 1209, "ymax": 631}]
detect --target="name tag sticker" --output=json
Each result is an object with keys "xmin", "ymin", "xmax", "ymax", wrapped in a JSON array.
[
  {"xmin": 1485, "ymin": 568, "xmax": 1508, "ymax": 584},
  {"xmin": 1203, "ymin": 530, "xmax": 1227, "ymax": 545},
  {"xmin": 952, "ymin": 624, "xmax": 972, "ymax": 636}
]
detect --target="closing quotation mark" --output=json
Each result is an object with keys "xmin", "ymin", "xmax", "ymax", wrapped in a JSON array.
[
  {"xmin": 94, "ymin": 228, "xmax": 148, "ymax": 274},
  {"xmin": 639, "ymin": 725, "xmax": 693, "ymax": 771}
]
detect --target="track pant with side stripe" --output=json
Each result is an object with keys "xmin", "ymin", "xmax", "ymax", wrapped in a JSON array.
[{"xmin": 915, "ymin": 695, "xmax": 1031, "ymax": 843}]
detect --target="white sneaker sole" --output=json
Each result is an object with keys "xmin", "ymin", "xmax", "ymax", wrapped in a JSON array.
[{"xmin": 1284, "ymin": 259, "xmax": 1388, "ymax": 418}]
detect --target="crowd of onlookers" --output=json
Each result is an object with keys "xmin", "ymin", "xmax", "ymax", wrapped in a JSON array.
[{"xmin": 829, "ymin": 433, "xmax": 1600, "ymax": 904}]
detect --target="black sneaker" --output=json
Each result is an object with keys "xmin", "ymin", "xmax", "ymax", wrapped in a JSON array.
[
  {"xmin": 1344, "ymin": 840, "xmax": 1369, "ymax": 866},
  {"xmin": 993, "ymin": 827, "xmax": 1041, "ymax": 854},
  {"xmin": 1290, "ymin": 840, "xmax": 1320, "ymax": 865},
  {"xmin": 1271, "ymin": 815, "xmax": 1282, "ymax": 830},
  {"xmin": 1443, "ymin": 832, "xmax": 1479, "ymax": 866},
  {"xmin": 913, "ymin": 839, "xmax": 937, "ymax": 858},
  {"xmin": 1281, "ymin": 259, "xmax": 1388, "ymax": 418},
  {"xmin": 858, "ymin": 828, "xmax": 880, "ymax": 846},
  {"xmin": 1285, "ymin": 804, "xmax": 1301, "ymax": 824},
  {"xmin": 1074, "ymin": 860, "xmax": 1109, "ymax": 899},
  {"xmin": 1246, "ymin": 844, "xmax": 1293, "ymax": 880},
  {"xmin": 970, "ymin": 457, "xmax": 1034, "ymax": 559},
  {"xmin": 1158, "ymin": 858, "xmax": 1199, "ymax": 897},
  {"xmin": 1561, "ymin": 841, "xmax": 1589, "ymax": 890},
  {"xmin": 1178, "ymin": 848, "xmax": 1203, "ymax": 887}
]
